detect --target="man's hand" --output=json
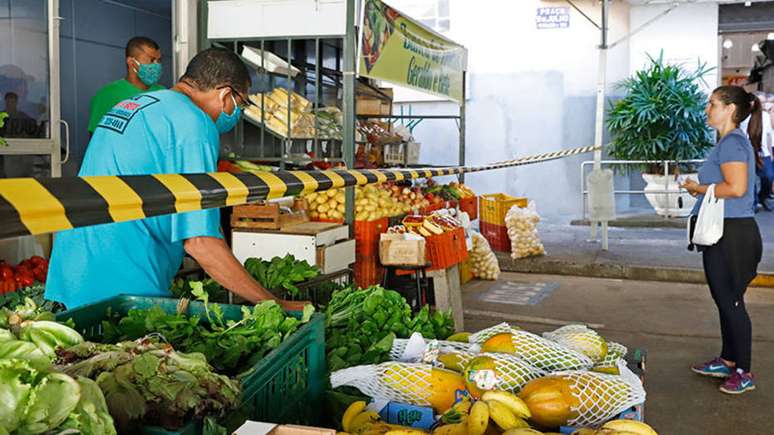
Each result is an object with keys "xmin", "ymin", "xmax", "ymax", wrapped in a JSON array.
[{"xmin": 184, "ymin": 236, "xmax": 280, "ymax": 304}]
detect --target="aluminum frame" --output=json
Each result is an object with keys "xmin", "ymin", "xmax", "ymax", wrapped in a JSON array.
[{"xmin": 0, "ymin": 0, "xmax": 62, "ymax": 178}]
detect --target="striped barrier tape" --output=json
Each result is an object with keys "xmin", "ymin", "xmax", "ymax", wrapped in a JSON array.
[{"xmin": 0, "ymin": 145, "xmax": 598, "ymax": 239}]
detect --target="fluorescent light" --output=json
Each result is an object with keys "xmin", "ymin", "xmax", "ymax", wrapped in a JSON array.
[
  {"xmin": 745, "ymin": 1, "xmax": 752, "ymax": 6},
  {"xmin": 768, "ymin": 32, "xmax": 774, "ymax": 40},
  {"xmin": 723, "ymin": 39, "xmax": 734, "ymax": 49}
]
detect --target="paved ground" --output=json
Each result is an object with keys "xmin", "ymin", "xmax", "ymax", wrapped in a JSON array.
[
  {"xmin": 462, "ymin": 272, "xmax": 774, "ymax": 435},
  {"xmin": 494, "ymin": 210, "xmax": 774, "ymax": 286}
]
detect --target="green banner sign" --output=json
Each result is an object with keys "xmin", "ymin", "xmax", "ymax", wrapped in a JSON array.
[{"xmin": 358, "ymin": 0, "xmax": 467, "ymax": 103}]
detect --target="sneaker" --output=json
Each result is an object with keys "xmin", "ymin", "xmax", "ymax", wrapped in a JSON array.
[
  {"xmin": 719, "ymin": 369, "xmax": 756, "ymax": 395},
  {"xmin": 691, "ymin": 357, "xmax": 733, "ymax": 378}
]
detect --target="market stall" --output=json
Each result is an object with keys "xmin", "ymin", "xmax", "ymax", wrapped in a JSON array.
[{"xmin": 0, "ymin": 0, "xmax": 654, "ymax": 433}]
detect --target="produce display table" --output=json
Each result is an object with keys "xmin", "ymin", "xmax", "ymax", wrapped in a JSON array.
[{"xmin": 427, "ymin": 264, "xmax": 464, "ymax": 331}]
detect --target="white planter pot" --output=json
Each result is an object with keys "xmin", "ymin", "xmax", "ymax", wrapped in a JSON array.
[{"xmin": 642, "ymin": 173, "xmax": 698, "ymax": 217}]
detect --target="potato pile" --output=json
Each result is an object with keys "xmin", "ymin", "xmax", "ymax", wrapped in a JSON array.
[
  {"xmin": 470, "ymin": 232, "xmax": 500, "ymax": 280},
  {"xmin": 505, "ymin": 201, "xmax": 545, "ymax": 259},
  {"xmin": 305, "ymin": 188, "xmax": 346, "ymax": 221},
  {"xmin": 355, "ymin": 184, "xmax": 408, "ymax": 221},
  {"xmin": 304, "ymin": 184, "xmax": 414, "ymax": 222}
]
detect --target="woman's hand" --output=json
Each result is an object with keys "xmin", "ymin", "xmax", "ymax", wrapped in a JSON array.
[{"xmin": 681, "ymin": 179, "xmax": 701, "ymax": 197}]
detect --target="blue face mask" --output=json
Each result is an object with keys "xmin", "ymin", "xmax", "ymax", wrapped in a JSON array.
[
  {"xmin": 133, "ymin": 59, "xmax": 162, "ymax": 87},
  {"xmin": 215, "ymin": 93, "xmax": 242, "ymax": 134}
]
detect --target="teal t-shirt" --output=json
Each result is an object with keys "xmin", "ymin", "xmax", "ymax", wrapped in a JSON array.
[
  {"xmin": 691, "ymin": 128, "xmax": 756, "ymax": 218},
  {"xmin": 46, "ymin": 90, "xmax": 222, "ymax": 308}
]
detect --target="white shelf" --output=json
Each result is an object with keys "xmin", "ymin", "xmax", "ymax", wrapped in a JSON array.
[{"xmin": 207, "ymin": 0, "xmax": 348, "ymax": 40}]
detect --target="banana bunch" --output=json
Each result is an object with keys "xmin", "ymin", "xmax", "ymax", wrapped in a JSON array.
[
  {"xmin": 340, "ymin": 401, "xmax": 429, "ymax": 435},
  {"xmin": 572, "ymin": 419, "xmax": 657, "ymax": 435},
  {"xmin": 433, "ymin": 390, "xmax": 532, "ymax": 435}
]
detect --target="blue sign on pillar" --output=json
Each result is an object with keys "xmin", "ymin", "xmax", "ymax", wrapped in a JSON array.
[{"xmin": 536, "ymin": 7, "xmax": 571, "ymax": 29}]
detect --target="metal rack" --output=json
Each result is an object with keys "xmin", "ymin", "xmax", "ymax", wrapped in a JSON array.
[{"xmin": 205, "ymin": 0, "xmax": 467, "ymax": 221}]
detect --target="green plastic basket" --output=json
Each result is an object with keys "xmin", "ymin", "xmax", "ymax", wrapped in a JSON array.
[{"xmin": 56, "ymin": 295, "xmax": 326, "ymax": 433}]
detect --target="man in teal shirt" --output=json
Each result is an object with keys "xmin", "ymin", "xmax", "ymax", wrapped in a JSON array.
[
  {"xmin": 87, "ymin": 36, "xmax": 165, "ymax": 134},
  {"xmin": 46, "ymin": 48, "xmax": 304, "ymax": 310}
]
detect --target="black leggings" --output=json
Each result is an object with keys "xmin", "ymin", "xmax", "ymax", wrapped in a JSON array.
[{"xmin": 701, "ymin": 218, "xmax": 762, "ymax": 372}]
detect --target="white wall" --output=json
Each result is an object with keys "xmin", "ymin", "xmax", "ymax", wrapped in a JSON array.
[
  {"xmin": 393, "ymin": 0, "xmax": 632, "ymax": 220},
  {"xmin": 629, "ymin": 3, "xmax": 720, "ymax": 89}
]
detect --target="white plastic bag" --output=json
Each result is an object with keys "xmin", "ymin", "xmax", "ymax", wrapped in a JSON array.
[
  {"xmin": 470, "ymin": 232, "xmax": 500, "ymax": 280},
  {"xmin": 692, "ymin": 184, "xmax": 724, "ymax": 246},
  {"xmin": 505, "ymin": 201, "xmax": 545, "ymax": 259}
]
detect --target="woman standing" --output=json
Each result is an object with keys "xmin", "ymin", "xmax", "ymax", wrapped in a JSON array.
[{"xmin": 682, "ymin": 86, "xmax": 763, "ymax": 395}]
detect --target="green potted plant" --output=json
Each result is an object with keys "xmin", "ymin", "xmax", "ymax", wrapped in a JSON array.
[{"xmin": 606, "ymin": 51, "xmax": 715, "ymax": 217}]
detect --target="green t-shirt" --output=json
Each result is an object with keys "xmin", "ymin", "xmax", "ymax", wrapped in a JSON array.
[{"xmin": 87, "ymin": 79, "xmax": 164, "ymax": 132}]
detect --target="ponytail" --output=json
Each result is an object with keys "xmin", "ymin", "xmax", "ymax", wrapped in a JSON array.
[{"xmin": 747, "ymin": 93, "xmax": 764, "ymax": 167}]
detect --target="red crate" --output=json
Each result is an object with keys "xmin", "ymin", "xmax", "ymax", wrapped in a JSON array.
[
  {"xmin": 355, "ymin": 256, "xmax": 383, "ymax": 288},
  {"xmin": 419, "ymin": 202, "xmax": 445, "ymax": 215},
  {"xmin": 426, "ymin": 227, "xmax": 466, "ymax": 271},
  {"xmin": 459, "ymin": 196, "xmax": 478, "ymax": 221},
  {"xmin": 452, "ymin": 227, "xmax": 469, "ymax": 263},
  {"xmin": 479, "ymin": 221, "xmax": 510, "ymax": 252}
]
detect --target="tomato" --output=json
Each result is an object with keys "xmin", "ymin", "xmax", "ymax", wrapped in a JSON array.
[
  {"xmin": 30, "ymin": 256, "xmax": 46, "ymax": 266},
  {"xmin": 0, "ymin": 265, "xmax": 13, "ymax": 280}
]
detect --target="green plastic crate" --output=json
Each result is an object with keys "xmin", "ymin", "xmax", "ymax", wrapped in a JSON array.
[
  {"xmin": 56, "ymin": 295, "xmax": 326, "ymax": 433},
  {"xmin": 141, "ymin": 421, "xmax": 200, "ymax": 435}
]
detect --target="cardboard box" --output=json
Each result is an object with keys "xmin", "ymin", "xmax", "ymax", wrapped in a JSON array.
[
  {"xmin": 356, "ymin": 98, "xmax": 391, "ymax": 116},
  {"xmin": 234, "ymin": 422, "xmax": 336, "ymax": 435},
  {"xmin": 357, "ymin": 88, "xmax": 393, "ymax": 116},
  {"xmin": 379, "ymin": 233, "xmax": 426, "ymax": 266}
]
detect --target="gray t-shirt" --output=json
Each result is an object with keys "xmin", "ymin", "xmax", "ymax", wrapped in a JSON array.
[{"xmin": 691, "ymin": 128, "xmax": 756, "ymax": 218}]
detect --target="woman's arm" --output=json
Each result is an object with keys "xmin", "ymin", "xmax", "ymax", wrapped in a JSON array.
[{"xmin": 681, "ymin": 162, "xmax": 748, "ymax": 198}]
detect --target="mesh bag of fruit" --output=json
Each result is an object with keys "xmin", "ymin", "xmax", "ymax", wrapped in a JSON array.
[
  {"xmin": 543, "ymin": 324, "xmax": 609, "ymax": 364},
  {"xmin": 470, "ymin": 323, "xmax": 594, "ymax": 372},
  {"xmin": 505, "ymin": 201, "xmax": 545, "ymax": 259},
  {"xmin": 468, "ymin": 322, "xmax": 515, "ymax": 344},
  {"xmin": 389, "ymin": 338, "xmax": 475, "ymax": 361},
  {"xmin": 460, "ymin": 352, "xmax": 546, "ymax": 397},
  {"xmin": 592, "ymin": 341, "xmax": 628, "ymax": 374},
  {"xmin": 519, "ymin": 369, "xmax": 646, "ymax": 428},
  {"xmin": 330, "ymin": 362, "xmax": 465, "ymax": 413}
]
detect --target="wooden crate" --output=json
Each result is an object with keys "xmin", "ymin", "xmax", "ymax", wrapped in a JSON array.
[{"xmin": 231, "ymin": 203, "xmax": 308, "ymax": 230}]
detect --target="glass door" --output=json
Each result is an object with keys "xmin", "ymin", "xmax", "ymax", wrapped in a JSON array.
[{"xmin": 0, "ymin": 0, "xmax": 62, "ymax": 177}]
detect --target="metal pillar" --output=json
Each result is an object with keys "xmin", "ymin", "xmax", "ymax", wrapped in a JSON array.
[
  {"xmin": 590, "ymin": 0, "xmax": 610, "ymax": 250},
  {"xmin": 459, "ymin": 71, "xmax": 466, "ymax": 183},
  {"xmin": 343, "ymin": 0, "xmax": 356, "ymax": 225}
]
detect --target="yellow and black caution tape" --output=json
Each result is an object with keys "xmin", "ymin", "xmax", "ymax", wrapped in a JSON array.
[{"xmin": 0, "ymin": 145, "xmax": 598, "ymax": 238}]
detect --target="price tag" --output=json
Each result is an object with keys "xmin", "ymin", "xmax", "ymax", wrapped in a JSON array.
[{"xmin": 468, "ymin": 369, "xmax": 498, "ymax": 391}]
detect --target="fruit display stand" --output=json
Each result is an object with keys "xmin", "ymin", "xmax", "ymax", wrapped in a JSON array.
[{"xmin": 56, "ymin": 295, "xmax": 327, "ymax": 431}]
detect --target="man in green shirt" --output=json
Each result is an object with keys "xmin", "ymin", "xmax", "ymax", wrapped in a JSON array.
[{"xmin": 87, "ymin": 36, "xmax": 165, "ymax": 134}]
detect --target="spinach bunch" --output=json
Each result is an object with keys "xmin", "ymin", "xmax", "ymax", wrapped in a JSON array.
[
  {"xmin": 325, "ymin": 286, "xmax": 455, "ymax": 371},
  {"xmin": 169, "ymin": 278, "xmax": 229, "ymax": 303},
  {"xmin": 101, "ymin": 282, "xmax": 314, "ymax": 377},
  {"xmin": 244, "ymin": 255, "xmax": 319, "ymax": 298}
]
